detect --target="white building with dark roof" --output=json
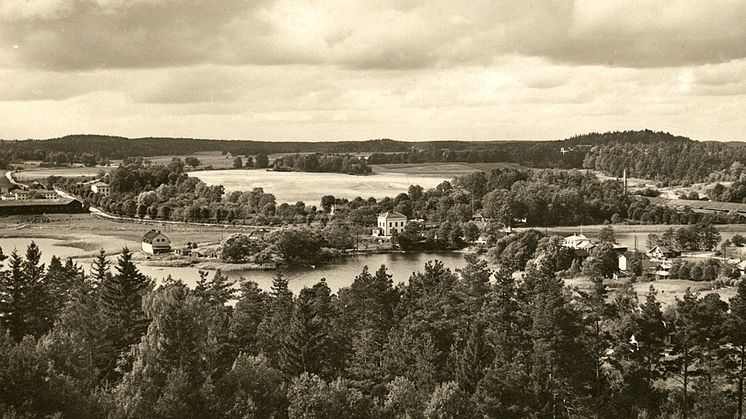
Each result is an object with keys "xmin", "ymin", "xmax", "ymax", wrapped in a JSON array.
[
  {"xmin": 375, "ymin": 211, "xmax": 408, "ymax": 237},
  {"xmin": 141, "ymin": 230, "xmax": 171, "ymax": 255},
  {"xmin": 91, "ymin": 181, "xmax": 112, "ymax": 196}
]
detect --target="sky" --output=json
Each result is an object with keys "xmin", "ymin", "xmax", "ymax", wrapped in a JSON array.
[{"xmin": 1, "ymin": 0, "xmax": 746, "ymax": 142}]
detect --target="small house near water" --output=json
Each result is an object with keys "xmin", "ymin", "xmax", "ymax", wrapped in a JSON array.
[{"xmin": 141, "ymin": 230, "xmax": 172, "ymax": 255}]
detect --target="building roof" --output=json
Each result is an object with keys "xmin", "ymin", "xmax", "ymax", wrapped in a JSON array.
[
  {"xmin": 378, "ymin": 211, "xmax": 407, "ymax": 219},
  {"xmin": 142, "ymin": 229, "xmax": 168, "ymax": 244},
  {"xmin": 0, "ymin": 176, "xmax": 15, "ymax": 188},
  {"xmin": 92, "ymin": 181, "xmax": 110, "ymax": 187},
  {"xmin": 0, "ymin": 198, "xmax": 78, "ymax": 207},
  {"xmin": 564, "ymin": 233, "xmax": 588, "ymax": 241}
]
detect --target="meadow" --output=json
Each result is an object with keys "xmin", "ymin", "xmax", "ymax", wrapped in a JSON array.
[{"xmin": 192, "ymin": 168, "xmax": 448, "ymax": 203}]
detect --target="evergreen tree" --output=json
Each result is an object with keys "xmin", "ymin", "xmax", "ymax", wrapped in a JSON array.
[
  {"xmin": 90, "ymin": 249, "xmax": 110, "ymax": 285},
  {"xmin": 230, "ymin": 280, "xmax": 266, "ymax": 355},
  {"xmin": 526, "ymin": 260, "xmax": 594, "ymax": 416},
  {"xmin": 0, "ymin": 250, "xmax": 25, "ymax": 340},
  {"xmin": 98, "ymin": 247, "xmax": 153, "ymax": 377},
  {"xmin": 256, "ymin": 271, "xmax": 295, "ymax": 368},
  {"xmin": 280, "ymin": 280, "xmax": 340, "ymax": 380},
  {"xmin": 726, "ymin": 279, "xmax": 746, "ymax": 419},
  {"xmin": 23, "ymin": 242, "xmax": 53, "ymax": 337},
  {"xmin": 194, "ymin": 269, "xmax": 236, "ymax": 306}
]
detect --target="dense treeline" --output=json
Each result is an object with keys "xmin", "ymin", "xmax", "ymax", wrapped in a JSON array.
[
  {"xmin": 4, "ymin": 239, "xmax": 746, "ymax": 417},
  {"xmin": 5, "ymin": 131, "xmax": 746, "ymax": 186},
  {"xmin": 365, "ymin": 140, "xmax": 586, "ymax": 168},
  {"xmin": 271, "ymin": 153, "xmax": 372, "ymax": 175},
  {"xmin": 580, "ymin": 130, "xmax": 746, "ymax": 184}
]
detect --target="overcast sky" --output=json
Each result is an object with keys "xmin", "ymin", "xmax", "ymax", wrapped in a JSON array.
[{"xmin": 1, "ymin": 0, "xmax": 745, "ymax": 141}]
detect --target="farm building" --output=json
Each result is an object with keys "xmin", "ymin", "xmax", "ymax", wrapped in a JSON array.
[
  {"xmin": 0, "ymin": 198, "xmax": 86, "ymax": 216},
  {"xmin": 0, "ymin": 176, "xmax": 17, "ymax": 194},
  {"xmin": 141, "ymin": 230, "xmax": 172, "ymax": 255}
]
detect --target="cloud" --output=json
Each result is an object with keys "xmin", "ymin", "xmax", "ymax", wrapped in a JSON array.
[{"xmin": 2, "ymin": 0, "xmax": 745, "ymax": 72}]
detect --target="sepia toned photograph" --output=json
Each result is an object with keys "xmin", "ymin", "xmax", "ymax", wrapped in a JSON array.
[{"xmin": 2, "ymin": 1, "xmax": 746, "ymax": 418}]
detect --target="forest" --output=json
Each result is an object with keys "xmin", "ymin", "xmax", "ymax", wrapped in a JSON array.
[
  {"xmin": 579, "ymin": 131, "xmax": 746, "ymax": 184},
  {"xmin": 5, "ymin": 131, "xmax": 746, "ymax": 186},
  {"xmin": 270, "ymin": 154, "xmax": 372, "ymax": 175},
  {"xmin": 3, "ymin": 236, "xmax": 746, "ymax": 418}
]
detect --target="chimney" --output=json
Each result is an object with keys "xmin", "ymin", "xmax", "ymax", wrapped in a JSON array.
[{"xmin": 623, "ymin": 168, "xmax": 628, "ymax": 195}]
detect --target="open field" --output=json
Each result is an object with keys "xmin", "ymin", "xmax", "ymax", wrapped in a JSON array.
[
  {"xmin": 192, "ymin": 169, "xmax": 447, "ymax": 203},
  {"xmin": 146, "ymin": 151, "xmax": 237, "ymax": 169},
  {"xmin": 566, "ymin": 276, "xmax": 737, "ymax": 307},
  {"xmin": 371, "ymin": 162, "xmax": 526, "ymax": 176},
  {"xmin": 0, "ymin": 213, "xmax": 251, "ymax": 258},
  {"xmin": 13, "ymin": 166, "xmax": 113, "ymax": 182}
]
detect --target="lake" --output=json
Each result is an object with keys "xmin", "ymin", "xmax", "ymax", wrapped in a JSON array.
[
  {"xmin": 0, "ymin": 237, "xmax": 467, "ymax": 294},
  {"xmin": 191, "ymin": 169, "xmax": 447, "ymax": 204}
]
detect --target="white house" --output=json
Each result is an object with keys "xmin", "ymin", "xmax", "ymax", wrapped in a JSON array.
[
  {"xmin": 375, "ymin": 211, "xmax": 408, "ymax": 237},
  {"xmin": 618, "ymin": 253, "xmax": 628, "ymax": 272},
  {"xmin": 141, "ymin": 230, "xmax": 172, "ymax": 254},
  {"xmin": 91, "ymin": 181, "xmax": 112, "ymax": 196},
  {"xmin": 563, "ymin": 234, "xmax": 596, "ymax": 251}
]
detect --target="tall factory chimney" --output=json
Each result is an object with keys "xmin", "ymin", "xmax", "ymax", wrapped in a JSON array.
[{"xmin": 623, "ymin": 168, "xmax": 628, "ymax": 195}]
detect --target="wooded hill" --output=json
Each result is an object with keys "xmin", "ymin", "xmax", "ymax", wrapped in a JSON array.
[{"xmin": 3, "ymin": 130, "xmax": 746, "ymax": 184}]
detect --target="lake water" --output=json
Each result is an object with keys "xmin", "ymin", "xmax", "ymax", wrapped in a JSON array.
[
  {"xmin": 4, "ymin": 227, "xmax": 745, "ymax": 295},
  {"xmin": 0, "ymin": 237, "xmax": 467, "ymax": 294},
  {"xmin": 191, "ymin": 169, "xmax": 447, "ymax": 204}
]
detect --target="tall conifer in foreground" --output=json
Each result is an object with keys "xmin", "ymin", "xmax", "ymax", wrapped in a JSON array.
[{"xmin": 99, "ymin": 247, "xmax": 152, "ymax": 376}]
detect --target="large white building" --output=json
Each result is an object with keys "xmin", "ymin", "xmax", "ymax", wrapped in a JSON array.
[
  {"xmin": 375, "ymin": 211, "xmax": 408, "ymax": 237},
  {"xmin": 91, "ymin": 181, "xmax": 112, "ymax": 196},
  {"xmin": 141, "ymin": 230, "xmax": 172, "ymax": 255}
]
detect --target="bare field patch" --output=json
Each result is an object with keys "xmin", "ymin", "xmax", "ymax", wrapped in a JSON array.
[
  {"xmin": 14, "ymin": 166, "xmax": 112, "ymax": 181},
  {"xmin": 566, "ymin": 275, "xmax": 735, "ymax": 307}
]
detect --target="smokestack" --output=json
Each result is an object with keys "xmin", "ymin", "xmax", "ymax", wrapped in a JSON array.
[{"xmin": 623, "ymin": 168, "xmax": 628, "ymax": 195}]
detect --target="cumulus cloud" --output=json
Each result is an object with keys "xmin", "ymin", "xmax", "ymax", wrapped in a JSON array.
[
  {"xmin": 1, "ymin": 0, "xmax": 745, "ymax": 141},
  {"xmin": 2, "ymin": 0, "xmax": 746, "ymax": 71}
]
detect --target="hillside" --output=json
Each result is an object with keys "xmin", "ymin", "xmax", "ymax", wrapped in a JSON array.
[{"xmin": 2, "ymin": 130, "xmax": 744, "ymax": 184}]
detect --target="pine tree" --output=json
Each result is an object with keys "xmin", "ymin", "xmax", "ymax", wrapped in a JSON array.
[
  {"xmin": 99, "ymin": 247, "xmax": 153, "ymax": 377},
  {"xmin": 0, "ymin": 244, "xmax": 55, "ymax": 340},
  {"xmin": 194, "ymin": 269, "xmax": 236, "ymax": 306},
  {"xmin": 23, "ymin": 242, "xmax": 52, "ymax": 337},
  {"xmin": 280, "ymin": 280, "xmax": 338, "ymax": 379},
  {"xmin": 90, "ymin": 248, "xmax": 110, "ymax": 285},
  {"xmin": 726, "ymin": 279, "xmax": 746, "ymax": 419},
  {"xmin": 0, "ymin": 250, "xmax": 26, "ymax": 340},
  {"xmin": 231, "ymin": 280, "xmax": 266, "ymax": 355},
  {"xmin": 256, "ymin": 271, "xmax": 294, "ymax": 368}
]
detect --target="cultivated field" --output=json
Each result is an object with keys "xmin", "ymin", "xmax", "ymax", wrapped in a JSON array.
[
  {"xmin": 13, "ymin": 166, "xmax": 113, "ymax": 182},
  {"xmin": 371, "ymin": 162, "xmax": 526, "ymax": 176},
  {"xmin": 192, "ymin": 169, "xmax": 448, "ymax": 203}
]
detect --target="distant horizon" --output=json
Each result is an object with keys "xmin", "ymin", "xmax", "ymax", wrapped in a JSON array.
[{"xmin": 0, "ymin": 129, "xmax": 741, "ymax": 144}]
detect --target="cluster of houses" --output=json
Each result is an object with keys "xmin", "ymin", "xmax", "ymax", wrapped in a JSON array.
[
  {"xmin": 562, "ymin": 233, "xmax": 684, "ymax": 279},
  {"xmin": 0, "ymin": 176, "xmax": 60, "ymax": 201}
]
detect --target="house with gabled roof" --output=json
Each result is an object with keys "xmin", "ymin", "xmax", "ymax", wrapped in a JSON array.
[
  {"xmin": 646, "ymin": 245, "xmax": 681, "ymax": 261},
  {"xmin": 141, "ymin": 230, "xmax": 171, "ymax": 255},
  {"xmin": 374, "ymin": 211, "xmax": 408, "ymax": 237}
]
